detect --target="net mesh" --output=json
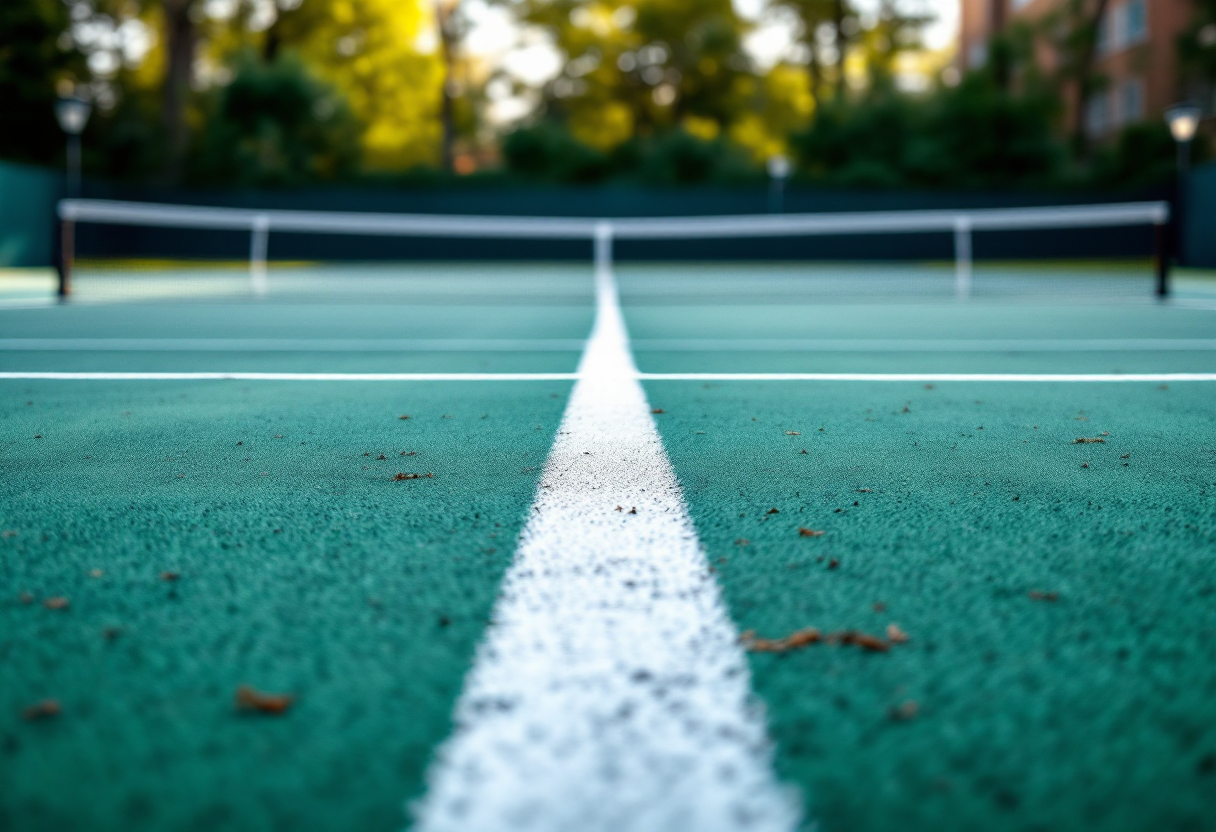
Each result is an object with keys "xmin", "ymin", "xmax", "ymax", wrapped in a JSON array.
[{"xmin": 58, "ymin": 198, "xmax": 1172, "ymax": 304}]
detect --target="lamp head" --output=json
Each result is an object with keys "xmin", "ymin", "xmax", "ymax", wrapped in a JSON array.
[
  {"xmin": 55, "ymin": 96, "xmax": 92, "ymax": 136},
  {"xmin": 1164, "ymin": 103, "xmax": 1201, "ymax": 143},
  {"xmin": 766, "ymin": 154, "xmax": 790, "ymax": 180}
]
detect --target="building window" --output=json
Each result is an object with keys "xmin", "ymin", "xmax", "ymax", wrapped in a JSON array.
[
  {"xmin": 1119, "ymin": 78, "xmax": 1145, "ymax": 124},
  {"xmin": 1124, "ymin": 0, "xmax": 1148, "ymax": 45},
  {"xmin": 968, "ymin": 41, "xmax": 988, "ymax": 69},
  {"xmin": 1085, "ymin": 91, "xmax": 1112, "ymax": 137}
]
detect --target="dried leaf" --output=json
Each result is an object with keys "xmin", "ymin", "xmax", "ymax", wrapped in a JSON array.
[
  {"xmin": 798, "ymin": 527, "xmax": 825, "ymax": 537},
  {"xmin": 235, "ymin": 685, "xmax": 294, "ymax": 715},
  {"xmin": 828, "ymin": 558, "xmax": 840, "ymax": 569},
  {"xmin": 830, "ymin": 630, "xmax": 890, "ymax": 652},
  {"xmin": 398, "ymin": 414, "xmax": 410, "ymax": 420},
  {"xmin": 742, "ymin": 627, "xmax": 821, "ymax": 653},
  {"xmin": 1073, "ymin": 438, "xmax": 1105, "ymax": 444},
  {"xmin": 651, "ymin": 408, "xmax": 665, "ymax": 414},
  {"xmin": 766, "ymin": 508, "xmax": 780, "ymax": 515},
  {"xmin": 160, "ymin": 571, "xmax": 179, "ymax": 582},
  {"xmin": 43, "ymin": 597, "xmax": 69, "ymax": 610},
  {"xmin": 393, "ymin": 472, "xmax": 433, "ymax": 481},
  {"xmin": 23, "ymin": 699, "xmax": 61, "ymax": 721}
]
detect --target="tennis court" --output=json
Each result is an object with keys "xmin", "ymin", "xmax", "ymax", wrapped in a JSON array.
[{"xmin": 2, "ymin": 202, "xmax": 1215, "ymax": 832}]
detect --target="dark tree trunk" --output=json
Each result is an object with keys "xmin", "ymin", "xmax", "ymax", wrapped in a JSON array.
[
  {"xmin": 1070, "ymin": 0, "xmax": 1112, "ymax": 157},
  {"xmin": 832, "ymin": 0, "xmax": 848, "ymax": 97},
  {"xmin": 436, "ymin": 0, "xmax": 458, "ymax": 171},
  {"xmin": 161, "ymin": 0, "xmax": 197, "ymax": 182}
]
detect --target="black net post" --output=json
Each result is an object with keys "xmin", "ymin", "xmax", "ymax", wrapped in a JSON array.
[
  {"xmin": 1154, "ymin": 221, "xmax": 1170, "ymax": 297},
  {"xmin": 56, "ymin": 218, "xmax": 74, "ymax": 300}
]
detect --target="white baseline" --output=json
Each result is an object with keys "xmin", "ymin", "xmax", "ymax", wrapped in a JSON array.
[
  {"xmin": 2, "ymin": 371, "xmax": 1215, "ymax": 382},
  {"xmin": 409, "ymin": 261, "xmax": 799, "ymax": 831}
]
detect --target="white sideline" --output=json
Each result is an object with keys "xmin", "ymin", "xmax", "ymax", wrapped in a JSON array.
[
  {"xmin": 410, "ymin": 255, "xmax": 798, "ymax": 831},
  {"xmin": 3, "ymin": 371, "xmax": 1215, "ymax": 382}
]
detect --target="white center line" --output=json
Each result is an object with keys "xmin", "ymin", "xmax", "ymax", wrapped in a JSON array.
[{"xmin": 410, "ymin": 261, "xmax": 798, "ymax": 831}]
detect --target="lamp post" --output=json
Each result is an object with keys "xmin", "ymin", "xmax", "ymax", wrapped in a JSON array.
[
  {"xmin": 54, "ymin": 95, "xmax": 91, "ymax": 299},
  {"xmin": 55, "ymin": 96, "xmax": 92, "ymax": 197},
  {"xmin": 767, "ymin": 154, "xmax": 790, "ymax": 213},
  {"xmin": 1164, "ymin": 103, "xmax": 1201, "ymax": 270}
]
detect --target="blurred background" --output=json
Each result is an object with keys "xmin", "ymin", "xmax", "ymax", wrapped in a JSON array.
[{"xmin": 0, "ymin": 0, "xmax": 1214, "ymax": 268}]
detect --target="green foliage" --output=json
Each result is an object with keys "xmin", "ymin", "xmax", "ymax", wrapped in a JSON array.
[
  {"xmin": 502, "ymin": 121, "xmax": 752, "ymax": 184},
  {"xmin": 189, "ymin": 53, "xmax": 362, "ymax": 186},
  {"xmin": 792, "ymin": 68, "xmax": 1064, "ymax": 189},
  {"xmin": 0, "ymin": 0, "xmax": 86, "ymax": 165}
]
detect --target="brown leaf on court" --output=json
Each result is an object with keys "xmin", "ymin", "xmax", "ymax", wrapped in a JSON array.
[
  {"xmin": 1028, "ymin": 590, "xmax": 1059, "ymax": 602},
  {"xmin": 856, "ymin": 488, "xmax": 872, "ymax": 493},
  {"xmin": 828, "ymin": 630, "xmax": 890, "ymax": 652},
  {"xmin": 23, "ymin": 699, "xmax": 61, "ymax": 721},
  {"xmin": 742, "ymin": 627, "xmax": 821, "ymax": 653},
  {"xmin": 235, "ymin": 685, "xmax": 294, "ymax": 715},
  {"xmin": 798, "ymin": 527, "xmax": 825, "ymax": 537},
  {"xmin": 785, "ymin": 431, "xmax": 801, "ymax": 435},
  {"xmin": 615, "ymin": 505, "xmax": 623, "ymax": 512},
  {"xmin": 1073, "ymin": 438, "xmax": 1106, "ymax": 444},
  {"xmin": 828, "ymin": 558, "xmax": 840, "ymax": 569},
  {"xmin": 160, "ymin": 572, "xmax": 179, "ymax": 582},
  {"xmin": 651, "ymin": 409, "xmax": 665, "ymax": 414},
  {"xmin": 398, "ymin": 414, "xmax": 410, "ymax": 420},
  {"xmin": 1080, "ymin": 462, "xmax": 1089, "ymax": 468},
  {"xmin": 886, "ymin": 624, "xmax": 910, "ymax": 643},
  {"xmin": 799, "ymin": 449, "xmax": 808, "ymax": 454},
  {"xmin": 393, "ymin": 472, "xmax": 433, "ymax": 481},
  {"xmin": 890, "ymin": 700, "xmax": 919, "ymax": 721},
  {"xmin": 377, "ymin": 454, "xmax": 387, "ymax": 460},
  {"xmin": 43, "ymin": 597, "xmax": 69, "ymax": 610},
  {"xmin": 766, "ymin": 508, "xmax": 780, "ymax": 515}
]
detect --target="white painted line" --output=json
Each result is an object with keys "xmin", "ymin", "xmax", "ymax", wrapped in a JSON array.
[
  {"xmin": 3, "ymin": 372, "xmax": 1214, "ymax": 382},
  {"xmin": 0, "ymin": 338, "xmax": 587, "ymax": 352},
  {"xmin": 412, "ymin": 251, "xmax": 798, "ymax": 831},
  {"xmin": 638, "ymin": 373, "xmax": 1216, "ymax": 382},
  {"xmin": 631, "ymin": 338, "xmax": 1216, "ymax": 352},
  {"xmin": 0, "ymin": 372, "xmax": 578, "ymax": 381}
]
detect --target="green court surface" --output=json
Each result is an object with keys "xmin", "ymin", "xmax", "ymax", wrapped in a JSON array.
[
  {"xmin": 644, "ymin": 380, "xmax": 1216, "ymax": 832},
  {"xmin": 1, "ymin": 380, "xmax": 571, "ymax": 831},
  {"xmin": 2, "ymin": 261, "xmax": 1215, "ymax": 832}
]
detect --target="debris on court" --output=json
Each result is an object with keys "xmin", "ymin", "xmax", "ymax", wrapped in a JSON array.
[
  {"xmin": 235, "ymin": 685, "xmax": 294, "ymax": 715},
  {"xmin": 19, "ymin": 592, "xmax": 34, "ymax": 604},
  {"xmin": 826, "ymin": 630, "xmax": 890, "ymax": 652},
  {"xmin": 873, "ymin": 602, "xmax": 886, "ymax": 612},
  {"xmin": 377, "ymin": 454, "xmax": 387, "ymax": 460},
  {"xmin": 402, "ymin": 451, "xmax": 417, "ymax": 456},
  {"xmin": 785, "ymin": 431, "xmax": 801, "ymax": 435},
  {"xmin": 651, "ymin": 408, "xmax": 665, "ymax": 414},
  {"xmin": 741, "ymin": 627, "xmax": 821, "ymax": 652},
  {"xmin": 886, "ymin": 624, "xmax": 910, "ymax": 643},
  {"xmin": 1028, "ymin": 590, "xmax": 1059, "ymax": 602},
  {"xmin": 856, "ymin": 488, "xmax": 871, "ymax": 493},
  {"xmin": 2, "ymin": 530, "xmax": 18, "ymax": 538},
  {"xmin": 798, "ymin": 527, "xmax": 825, "ymax": 537},
  {"xmin": 43, "ymin": 597, "xmax": 69, "ymax": 610},
  {"xmin": 629, "ymin": 507, "xmax": 637, "ymax": 514},
  {"xmin": 735, "ymin": 538, "xmax": 750, "ymax": 546},
  {"xmin": 398, "ymin": 414, "xmax": 410, "ymax": 420},
  {"xmin": 889, "ymin": 700, "xmax": 919, "ymax": 721},
  {"xmin": 767, "ymin": 508, "xmax": 780, "ymax": 514},
  {"xmin": 393, "ymin": 472, "xmax": 433, "ymax": 481},
  {"xmin": 1073, "ymin": 437, "xmax": 1106, "ymax": 444},
  {"xmin": 23, "ymin": 699, "xmax": 61, "ymax": 721},
  {"xmin": 799, "ymin": 449, "xmax": 808, "ymax": 454},
  {"xmin": 90, "ymin": 569, "xmax": 103, "ymax": 578},
  {"xmin": 743, "ymin": 627, "xmax": 901, "ymax": 653},
  {"xmin": 828, "ymin": 558, "xmax": 840, "ymax": 569},
  {"xmin": 160, "ymin": 571, "xmax": 179, "ymax": 581}
]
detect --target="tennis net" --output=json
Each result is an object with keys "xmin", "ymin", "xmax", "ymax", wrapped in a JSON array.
[{"xmin": 56, "ymin": 198, "xmax": 1172, "ymax": 303}]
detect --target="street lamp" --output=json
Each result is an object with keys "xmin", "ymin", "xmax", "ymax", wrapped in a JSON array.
[
  {"xmin": 54, "ymin": 95, "xmax": 91, "ymax": 300},
  {"xmin": 55, "ymin": 95, "xmax": 92, "ymax": 198},
  {"xmin": 767, "ymin": 154, "xmax": 790, "ymax": 213},
  {"xmin": 1164, "ymin": 102, "xmax": 1201, "ymax": 269}
]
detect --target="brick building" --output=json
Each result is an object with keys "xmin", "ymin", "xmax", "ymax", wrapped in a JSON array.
[{"xmin": 959, "ymin": 0, "xmax": 1196, "ymax": 139}]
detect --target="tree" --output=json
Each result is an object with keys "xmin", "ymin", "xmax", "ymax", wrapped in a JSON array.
[{"xmin": 0, "ymin": 0, "xmax": 88, "ymax": 165}]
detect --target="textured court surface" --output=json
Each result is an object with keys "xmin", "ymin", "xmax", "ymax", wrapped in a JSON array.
[{"xmin": 2, "ymin": 263, "xmax": 1215, "ymax": 832}]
